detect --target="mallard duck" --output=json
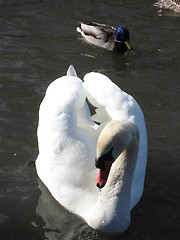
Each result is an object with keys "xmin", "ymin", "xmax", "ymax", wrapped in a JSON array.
[{"xmin": 77, "ymin": 21, "xmax": 133, "ymax": 53}]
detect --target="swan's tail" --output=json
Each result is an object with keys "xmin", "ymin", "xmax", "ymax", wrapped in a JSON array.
[{"xmin": 67, "ymin": 65, "xmax": 77, "ymax": 77}]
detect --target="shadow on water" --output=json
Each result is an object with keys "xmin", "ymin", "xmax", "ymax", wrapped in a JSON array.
[{"xmin": 0, "ymin": 0, "xmax": 180, "ymax": 239}]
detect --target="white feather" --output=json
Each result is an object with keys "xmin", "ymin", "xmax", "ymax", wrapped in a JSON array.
[{"xmin": 36, "ymin": 65, "xmax": 147, "ymax": 233}]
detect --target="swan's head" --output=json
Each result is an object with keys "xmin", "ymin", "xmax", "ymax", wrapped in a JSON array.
[
  {"xmin": 95, "ymin": 146, "xmax": 114, "ymax": 189},
  {"xmin": 95, "ymin": 121, "xmax": 118, "ymax": 189},
  {"xmin": 95, "ymin": 120, "xmax": 139, "ymax": 189}
]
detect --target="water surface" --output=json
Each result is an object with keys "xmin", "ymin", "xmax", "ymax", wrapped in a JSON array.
[{"xmin": 0, "ymin": 0, "xmax": 180, "ymax": 239}]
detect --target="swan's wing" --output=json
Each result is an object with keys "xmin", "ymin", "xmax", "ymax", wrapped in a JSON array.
[
  {"xmin": 36, "ymin": 66, "xmax": 98, "ymax": 213},
  {"xmin": 37, "ymin": 72, "xmax": 87, "ymax": 155},
  {"xmin": 83, "ymin": 72, "xmax": 134, "ymax": 121}
]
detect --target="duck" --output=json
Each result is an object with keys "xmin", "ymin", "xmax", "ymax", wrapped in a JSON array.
[
  {"xmin": 76, "ymin": 21, "xmax": 133, "ymax": 53},
  {"xmin": 36, "ymin": 65, "xmax": 147, "ymax": 233}
]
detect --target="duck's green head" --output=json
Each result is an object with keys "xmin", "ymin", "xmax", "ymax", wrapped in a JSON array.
[{"xmin": 114, "ymin": 26, "xmax": 133, "ymax": 52}]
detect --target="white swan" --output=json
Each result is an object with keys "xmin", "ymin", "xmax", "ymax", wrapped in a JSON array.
[{"xmin": 36, "ymin": 65, "xmax": 147, "ymax": 233}]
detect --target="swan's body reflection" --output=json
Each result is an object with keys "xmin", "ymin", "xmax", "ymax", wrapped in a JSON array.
[{"xmin": 36, "ymin": 179, "xmax": 96, "ymax": 240}]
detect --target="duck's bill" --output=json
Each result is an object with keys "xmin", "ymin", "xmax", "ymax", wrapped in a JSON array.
[{"xmin": 125, "ymin": 41, "xmax": 133, "ymax": 50}]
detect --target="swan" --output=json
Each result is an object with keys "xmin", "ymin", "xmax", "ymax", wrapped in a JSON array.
[
  {"xmin": 36, "ymin": 65, "xmax": 147, "ymax": 233},
  {"xmin": 77, "ymin": 21, "xmax": 133, "ymax": 53}
]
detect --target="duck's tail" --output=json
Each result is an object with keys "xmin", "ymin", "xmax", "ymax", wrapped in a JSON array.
[{"xmin": 76, "ymin": 24, "xmax": 82, "ymax": 34}]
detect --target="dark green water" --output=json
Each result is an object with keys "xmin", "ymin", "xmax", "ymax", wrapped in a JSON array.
[{"xmin": 0, "ymin": 0, "xmax": 180, "ymax": 239}]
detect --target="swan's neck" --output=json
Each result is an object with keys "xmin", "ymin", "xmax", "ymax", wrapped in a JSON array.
[
  {"xmin": 104, "ymin": 136, "xmax": 138, "ymax": 201},
  {"xmin": 88, "ymin": 123, "xmax": 139, "ymax": 233}
]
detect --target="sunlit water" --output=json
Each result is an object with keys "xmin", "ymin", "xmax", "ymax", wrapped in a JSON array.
[{"xmin": 0, "ymin": 0, "xmax": 180, "ymax": 239}]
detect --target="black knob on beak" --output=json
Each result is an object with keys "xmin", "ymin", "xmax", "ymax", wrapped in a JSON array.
[{"xmin": 95, "ymin": 157, "xmax": 105, "ymax": 170}]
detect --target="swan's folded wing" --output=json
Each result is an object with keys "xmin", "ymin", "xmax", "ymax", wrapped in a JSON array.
[
  {"xmin": 36, "ymin": 66, "xmax": 98, "ymax": 214},
  {"xmin": 83, "ymin": 72, "xmax": 129, "ymax": 120}
]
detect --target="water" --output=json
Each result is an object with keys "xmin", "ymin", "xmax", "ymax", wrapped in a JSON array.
[{"xmin": 0, "ymin": 0, "xmax": 180, "ymax": 239}]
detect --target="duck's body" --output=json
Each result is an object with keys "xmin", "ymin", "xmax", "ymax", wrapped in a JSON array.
[
  {"xmin": 36, "ymin": 65, "xmax": 147, "ymax": 233},
  {"xmin": 77, "ymin": 21, "xmax": 133, "ymax": 53}
]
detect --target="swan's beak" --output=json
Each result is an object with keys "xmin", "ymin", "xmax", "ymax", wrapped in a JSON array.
[
  {"xmin": 96, "ymin": 161, "xmax": 112, "ymax": 189},
  {"xmin": 95, "ymin": 148, "xmax": 114, "ymax": 188},
  {"xmin": 125, "ymin": 41, "xmax": 133, "ymax": 50}
]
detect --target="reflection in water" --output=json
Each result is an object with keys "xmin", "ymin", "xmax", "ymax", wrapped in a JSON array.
[{"xmin": 36, "ymin": 180, "xmax": 98, "ymax": 240}]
